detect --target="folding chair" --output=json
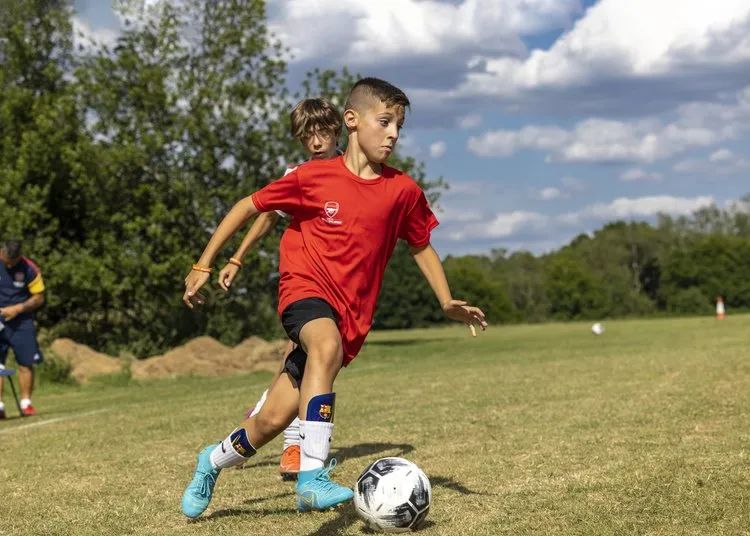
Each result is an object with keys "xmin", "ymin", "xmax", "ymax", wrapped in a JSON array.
[{"xmin": 0, "ymin": 367, "xmax": 25, "ymax": 417}]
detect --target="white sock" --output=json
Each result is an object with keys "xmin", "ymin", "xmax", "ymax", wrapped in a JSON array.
[
  {"xmin": 209, "ymin": 428, "xmax": 257, "ymax": 469},
  {"xmin": 283, "ymin": 417, "xmax": 301, "ymax": 450},
  {"xmin": 299, "ymin": 420, "xmax": 333, "ymax": 472},
  {"xmin": 0, "ymin": 401, "xmax": 5, "ymax": 411},
  {"xmin": 20, "ymin": 398, "xmax": 31, "ymax": 409},
  {"xmin": 249, "ymin": 389, "xmax": 268, "ymax": 418}
]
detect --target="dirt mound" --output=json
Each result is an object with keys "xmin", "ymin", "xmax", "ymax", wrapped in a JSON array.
[
  {"xmin": 47, "ymin": 335, "xmax": 287, "ymax": 383},
  {"xmin": 49, "ymin": 338, "xmax": 123, "ymax": 383},
  {"xmin": 130, "ymin": 336, "xmax": 287, "ymax": 380}
]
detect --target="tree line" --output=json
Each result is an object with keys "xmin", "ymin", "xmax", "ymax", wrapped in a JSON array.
[
  {"xmin": 377, "ymin": 201, "xmax": 750, "ymax": 329},
  {"xmin": 2, "ymin": 1, "xmax": 746, "ymax": 357}
]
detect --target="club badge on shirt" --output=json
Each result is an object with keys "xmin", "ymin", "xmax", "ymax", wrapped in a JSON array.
[
  {"xmin": 13, "ymin": 272, "xmax": 25, "ymax": 288},
  {"xmin": 322, "ymin": 201, "xmax": 343, "ymax": 225}
]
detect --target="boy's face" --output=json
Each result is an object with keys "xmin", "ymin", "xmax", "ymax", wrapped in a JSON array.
[
  {"xmin": 351, "ymin": 100, "xmax": 404, "ymax": 164},
  {"xmin": 301, "ymin": 129, "xmax": 337, "ymax": 159}
]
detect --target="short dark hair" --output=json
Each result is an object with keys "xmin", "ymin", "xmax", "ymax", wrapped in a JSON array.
[
  {"xmin": 290, "ymin": 98, "xmax": 343, "ymax": 141},
  {"xmin": 344, "ymin": 77, "xmax": 410, "ymax": 113},
  {"xmin": 0, "ymin": 239, "xmax": 22, "ymax": 259}
]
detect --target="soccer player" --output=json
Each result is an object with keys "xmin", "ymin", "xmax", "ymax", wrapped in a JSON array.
[
  {"xmin": 0, "ymin": 240, "xmax": 46, "ymax": 417},
  {"xmin": 217, "ymin": 97, "xmax": 342, "ymax": 480},
  {"xmin": 180, "ymin": 78, "xmax": 487, "ymax": 518}
]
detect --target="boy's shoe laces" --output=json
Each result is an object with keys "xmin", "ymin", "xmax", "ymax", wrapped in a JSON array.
[{"xmin": 312, "ymin": 459, "xmax": 339, "ymax": 488}]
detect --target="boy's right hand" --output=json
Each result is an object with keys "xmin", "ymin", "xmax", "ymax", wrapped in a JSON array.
[
  {"xmin": 183, "ymin": 270, "xmax": 210, "ymax": 309},
  {"xmin": 218, "ymin": 263, "xmax": 240, "ymax": 292}
]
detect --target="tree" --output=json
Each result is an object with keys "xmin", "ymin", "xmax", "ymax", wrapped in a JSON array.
[{"xmin": 49, "ymin": 0, "xmax": 294, "ymax": 354}]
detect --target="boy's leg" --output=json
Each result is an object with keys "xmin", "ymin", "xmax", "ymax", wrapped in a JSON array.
[
  {"xmin": 245, "ymin": 340, "xmax": 290, "ymax": 419},
  {"xmin": 181, "ymin": 369, "xmax": 299, "ymax": 518},
  {"xmin": 277, "ymin": 340, "xmax": 301, "ymax": 480},
  {"xmin": 294, "ymin": 317, "xmax": 353, "ymax": 511}
]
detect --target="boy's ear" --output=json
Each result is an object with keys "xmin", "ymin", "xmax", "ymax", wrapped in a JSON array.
[{"xmin": 344, "ymin": 109, "xmax": 358, "ymax": 130}]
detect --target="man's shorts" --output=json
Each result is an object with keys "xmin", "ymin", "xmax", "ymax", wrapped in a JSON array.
[
  {"xmin": 280, "ymin": 298, "xmax": 338, "ymax": 385},
  {"xmin": 0, "ymin": 320, "xmax": 44, "ymax": 367}
]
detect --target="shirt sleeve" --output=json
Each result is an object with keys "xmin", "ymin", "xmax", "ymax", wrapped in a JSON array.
[
  {"xmin": 251, "ymin": 167, "xmax": 303, "ymax": 217},
  {"xmin": 399, "ymin": 190, "xmax": 439, "ymax": 248},
  {"xmin": 24, "ymin": 259, "xmax": 45, "ymax": 295}
]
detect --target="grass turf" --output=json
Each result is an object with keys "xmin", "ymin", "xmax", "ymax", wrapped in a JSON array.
[{"xmin": 1, "ymin": 315, "xmax": 749, "ymax": 535}]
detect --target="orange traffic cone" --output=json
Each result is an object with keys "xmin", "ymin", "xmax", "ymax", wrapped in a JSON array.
[{"xmin": 716, "ymin": 296, "xmax": 726, "ymax": 320}]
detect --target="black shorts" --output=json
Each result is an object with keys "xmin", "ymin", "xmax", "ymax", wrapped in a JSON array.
[{"xmin": 281, "ymin": 298, "xmax": 337, "ymax": 385}]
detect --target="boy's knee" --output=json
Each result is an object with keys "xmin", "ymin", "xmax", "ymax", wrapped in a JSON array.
[
  {"xmin": 307, "ymin": 338, "xmax": 343, "ymax": 369},
  {"xmin": 255, "ymin": 409, "xmax": 291, "ymax": 435}
]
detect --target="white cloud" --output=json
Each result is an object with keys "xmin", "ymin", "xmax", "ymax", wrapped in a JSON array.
[
  {"xmin": 674, "ymin": 148, "xmax": 750, "ymax": 175},
  {"xmin": 560, "ymin": 195, "xmax": 714, "ymax": 225},
  {"xmin": 468, "ymin": 85, "xmax": 750, "ymax": 163},
  {"xmin": 457, "ymin": 114, "xmax": 483, "ymax": 129},
  {"xmin": 620, "ymin": 167, "xmax": 663, "ymax": 182},
  {"xmin": 456, "ymin": 0, "xmax": 750, "ymax": 99},
  {"xmin": 443, "ymin": 194, "xmax": 714, "ymax": 243},
  {"xmin": 709, "ymin": 148, "xmax": 733, "ymax": 162},
  {"xmin": 72, "ymin": 16, "xmax": 120, "ymax": 49},
  {"xmin": 429, "ymin": 140, "xmax": 447, "ymax": 158},
  {"xmin": 534, "ymin": 187, "xmax": 564, "ymax": 201},
  {"xmin": 270, "ymin": 0, "xmax": 581, "ymax": 65}
]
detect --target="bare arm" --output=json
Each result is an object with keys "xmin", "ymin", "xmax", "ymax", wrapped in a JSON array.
[
  {"xmin": 217, "ymin": 211, "xmax": 281, "ymax": 291},
  {"xmin": 410, "ymin": 243, "xmax": 487, "ymax": 335},
  {"xmin": 233, "ymin": 211, "xmax": 280, "ymax": 262},
  {"xmin": 0, "ymin": 293, "xmax": 45, "ymax": 321},
  {"xmin": 409, "ymin": 243, "xmax": 452, "ymax": 307},
  {"xmin": 183, "ymin": 195, "xmax": 259, "ymax": 307}
]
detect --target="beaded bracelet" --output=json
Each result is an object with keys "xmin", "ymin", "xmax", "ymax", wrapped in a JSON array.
[
  {"xmin": 228, "ymin": 257, "xmax": 243, "ymax": 268},
  {"xmin": 191, "ymin": 264, "xmax": 213, "ymax": 273}
]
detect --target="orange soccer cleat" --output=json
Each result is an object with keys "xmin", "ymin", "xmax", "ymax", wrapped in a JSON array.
[
  {"xmin": 21, "ymin": 404, "xmax": 37, "ymax": 417},
  {"xmin": 279, "ymin": 445, "xmax": 300, "ymax": 481}
]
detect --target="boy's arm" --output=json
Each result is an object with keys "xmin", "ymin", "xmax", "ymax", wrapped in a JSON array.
[
  {"xmin": 233, "ymin": 211, "xmax": 280, "ymax": 262},
  {"xmin": 218, "ymin": 211, "xmax": 280, "ymax": 291},
  {"xmin": 410, "ymin": 243, "xmax": 487, "ymax": 335},
  {"xmin": 183, "ymin": 195, "xmax": 259, "ymax": 308}
]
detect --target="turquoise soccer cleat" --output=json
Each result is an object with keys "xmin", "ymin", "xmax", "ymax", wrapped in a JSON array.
[
  {"xmin": 181, "ymin": 444, "xmax": 221, "ymax": 519},
  {"xmin": 295, "ymin": 459, "xmax": 354, "ymax": 512}
]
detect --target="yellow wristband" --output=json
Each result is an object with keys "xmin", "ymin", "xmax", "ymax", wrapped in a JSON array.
[
  {"xmin": 228, "ymin": 257, "xmax": 243, "ymax": 268},
  {"xmin": 191, "ymin": 264, "xmax": 213, "ymax": 273}
]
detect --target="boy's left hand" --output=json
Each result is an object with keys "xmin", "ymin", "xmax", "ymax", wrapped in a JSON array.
[
  {"xmin": 183, "ymin": 270, "xmax": 210, "ymax": 309},
  {"xmin": 442, "ymin": 300, "xmax": 487, "ymax": 336}
]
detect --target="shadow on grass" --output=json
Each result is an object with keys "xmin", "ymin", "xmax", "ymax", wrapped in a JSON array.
[
  {"xmin": 431, "ymin": 475, "xmax": 492, "ymax": 496},
  {"xmin": 303, "ymin": 506, "xmax": 437, "ymax": 535},
  {"xmin": 241, "ymin": 442, "xmax": 416, "ymax": 471},
  {"xmin": 198, "ymin": 504, "xmax": 298, "ymax": 521},
  {"xmin": 304, "ymin": 506, "xmax": 360, "ymax": 536},
  {"xmin": 330, "ymin": 442, "xmax": 415, "ymax": 463}
]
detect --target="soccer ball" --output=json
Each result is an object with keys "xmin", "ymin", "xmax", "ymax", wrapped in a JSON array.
[
  {"xmin": 354, "ymin": 457, "xmax": 431, "ymax": 533},
  {"xmin": 591, "ymin": 322, "xmax": 604, "ymax": 335}
]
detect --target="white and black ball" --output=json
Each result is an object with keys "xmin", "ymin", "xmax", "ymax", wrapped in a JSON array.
[{"xmin": 354, "ymin": 457, "xmax": 431, "ymax": 533}]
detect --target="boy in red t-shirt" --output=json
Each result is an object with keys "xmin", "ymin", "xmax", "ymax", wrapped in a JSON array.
[
  {"xmin": 218, "ymin": 97, "xmax": 343, "ymax": 480},
  {"xmin": 180, "ymin": 78, "xmax": 487, "ymax": 519}
]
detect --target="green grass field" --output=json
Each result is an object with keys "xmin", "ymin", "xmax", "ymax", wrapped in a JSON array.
[{"xmin": 1, "ymin": 316, "xmax": 749, "ymax": 535}]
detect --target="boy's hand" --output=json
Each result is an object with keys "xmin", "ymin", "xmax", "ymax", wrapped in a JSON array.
[
  {"xmin": 442, "ymin": 299, "xmax": 487, "ymax": 337},
  {"xmin": 218, "ymin": 263, "xmax": 240, "ymax": 292},
  {"xmin": 183, "ymin": 270, "xmax": 211, "ymax": 309}
]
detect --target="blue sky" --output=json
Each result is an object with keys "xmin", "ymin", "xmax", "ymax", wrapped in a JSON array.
[{"xmin": 73, "ymin": 0, "xmax": 750, "ymax": 256}]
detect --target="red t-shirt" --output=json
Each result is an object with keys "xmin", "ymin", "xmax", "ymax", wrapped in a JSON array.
[{"xmin": 252, "ymin": 156, "xmax": 438, "ymax": 365}]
